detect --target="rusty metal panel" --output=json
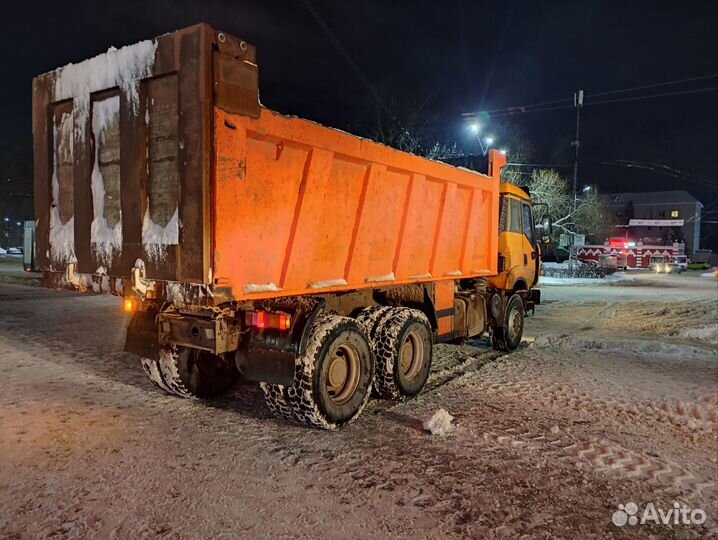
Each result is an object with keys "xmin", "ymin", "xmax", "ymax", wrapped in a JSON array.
[
  {"xmin": 33, "ymin": 23, "xmax": 231, "ymax": 288},
  {"xmin": 175, "ymin": 27, "xmax": 209, "ymax": 283},
  {"xmin": 213, "ymin": 52, "xmax": 260, "ymax": 118},
  {"xmin": 88, "ymin": 91, "xmax": 122, "ymax": 271}
]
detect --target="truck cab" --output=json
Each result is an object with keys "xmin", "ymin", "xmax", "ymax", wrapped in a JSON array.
[{"xmin": 489, "ymin": 183, "xmax": 541, "ymax": 294}]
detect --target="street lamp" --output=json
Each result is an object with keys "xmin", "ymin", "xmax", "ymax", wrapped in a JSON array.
[
  {"xmin": 499, "ymin": 148, "xmax": 508, "ymax": 156},
  {"xmin": 466, "ymin": 124, "xmax": 497, "ymax": 157},
  {"xmin": 583, "ymin": 185, "xmax": 591, "ymax": 193}
]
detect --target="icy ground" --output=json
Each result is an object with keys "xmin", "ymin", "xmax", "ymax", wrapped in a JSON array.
[{"xmin": 0, "ymin": 260, "xmax": 716, "ymax": 539}]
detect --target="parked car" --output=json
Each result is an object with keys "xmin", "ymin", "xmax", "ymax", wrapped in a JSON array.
[
  {"xmin": 649, "ymin": 255, "xmax": 673, "ymax": 273},
  {"xmin": 671, "ymin": 255, "xmax": 688, "ymax": 273},
  {"xmin": 7, "ymin": 247, "xmax": 22, "ymax": 256}
]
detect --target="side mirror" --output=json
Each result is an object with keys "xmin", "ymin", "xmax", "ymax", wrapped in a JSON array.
[
  {"xmin": 532, "ymin": 203, "xmax": 552, "ymax": 243},
  {"xmin": 539, "ymin": 215, "xmax": 552, "ymax": 243}
]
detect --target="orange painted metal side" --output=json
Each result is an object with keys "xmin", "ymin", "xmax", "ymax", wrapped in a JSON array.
[{"xmin": 213, "ymin": 107, "xmax": 504, "ymax": 301}]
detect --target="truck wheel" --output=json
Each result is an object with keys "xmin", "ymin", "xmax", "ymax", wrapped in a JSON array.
[
  {"xmin": 282, "ymin": 314, "xmax": 374, "ymax": 429},
  {"xmin": 141, "ymin": 345, "xmax": 238, "ymax": 398},
  {"xmin": 259, "ymin": 383, "xmax": 296, "ymax": 423},
  {"xmin": 373, "ymin": 308, "xmax": 432, "ymax": 400},
  {"xmin": 492, "ymin": 294, "xmax": 524, "ymax": 351},
  {"xmin": 356, "ymin": 305, "xmax": 393, "ymax": 343}
]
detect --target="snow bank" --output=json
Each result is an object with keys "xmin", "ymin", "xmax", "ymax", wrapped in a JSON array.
[
  {"xmin": 701, "ymin": 271, "xmax": 716, "ymax": 278},
  {"xmin": 535, "ymin": 334, "xmax": 712, "ymax": 360},
  {"xmin": 539, "ymin": 274, "xmax": 635, "ymax": 286},
  {"xmin": 423, "ymin": 409, "xmax": 455, "ymax": 436},
  {"xmin": 679, "ymin": 325, "xmax": 718, "ymax": 344}
]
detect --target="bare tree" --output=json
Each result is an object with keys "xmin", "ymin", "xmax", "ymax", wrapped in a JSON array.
[{"xmin": 506, "ymin": 168, "xmax": 610, "ymax": 243}]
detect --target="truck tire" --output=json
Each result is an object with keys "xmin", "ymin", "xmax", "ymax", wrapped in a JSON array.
[
  {"xmin": 356, "ymin": 305, "xmax": 393, "ymax": 342},
  {"xmin": 264, "ymin": 314, "xmax": 374, "ymax": 429},
  {"xmin": 259, "ymin": 383, "xmax": 296, "ymax": 423},
  {"xmin": 492, "ymin": 294, "xmax": 524, "ymax": 351},
  {"xmin": 141, "ymin": 345, "xmax": 238, "ymax": 398},
  {"xmin": 372, "ymin": 307, "xmax": 433, "ymax": 400}
]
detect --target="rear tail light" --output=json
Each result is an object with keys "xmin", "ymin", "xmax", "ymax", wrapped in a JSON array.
[{"xmin": 244, "ymin": 311, "xmax": 292, "ymax": 330}]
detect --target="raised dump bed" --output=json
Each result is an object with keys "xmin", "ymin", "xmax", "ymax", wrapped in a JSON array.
[{"xmin": 33, "ymin": 24, "xmax": 542, "ymax": 429}]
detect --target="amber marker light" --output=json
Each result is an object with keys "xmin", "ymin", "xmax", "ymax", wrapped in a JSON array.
[{"xmin": 123, "ymin": 297, "xmax": 138, "ymax": 313}]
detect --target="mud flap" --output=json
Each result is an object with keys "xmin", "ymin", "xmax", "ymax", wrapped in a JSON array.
[
  {"xmin": 235, "ymin": 347, "xmax": 295, "ymax": 386},
  {"xmin": 124, "ymin": 311, "xmax": 159, "ymax": 359}
]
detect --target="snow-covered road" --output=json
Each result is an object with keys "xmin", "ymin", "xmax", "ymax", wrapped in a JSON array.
[{"xmin": 0, "ymin": 261, "xmax": 716, "ymax": 539}]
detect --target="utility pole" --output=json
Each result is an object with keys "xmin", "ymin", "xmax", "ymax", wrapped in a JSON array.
[
  {"xmin": 572, "ymin": 89, "xmax": 584, "ymax": 212},
  {"xmin": 570, "ymin": 89, "xmax": 583, "ymax": 265}
]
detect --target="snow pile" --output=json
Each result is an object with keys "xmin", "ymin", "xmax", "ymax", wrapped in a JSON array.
[
  {"xmin": 535, "ymin": 334, "xmax": 711, "ymax": 360},
  {"xmin": 423, "ymin": 408, "xmax": 455, "ymax": 436},
  {"xmin": 90, "ymin": 96, "xmax": 122, "ymax": 264},
  {"xmin": 679, "ymin": 325, "xmax": 718, "ymax": 344},
  {"xmin": 51, "ymin": 39, "xmax": 158, "ymax": 141},
  {"xmin": 49, "ymin": 111, "xmax": 76, "ymax": 265},
  {"xmin": 539, "ymin": 273, "xmax": 635, "ymax": 286},
  {"xmin": 142, "ymin": 206, "xmax": 179, "ymax": 262}
]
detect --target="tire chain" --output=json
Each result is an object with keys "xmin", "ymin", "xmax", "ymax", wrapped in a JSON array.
[
  {"xmin": 362, "ymin": 307, "xmax": 431, "ymax": 400},
  {"xmin": 140, "ymin": 345, "xmax": 194, "ymax": 398},
  {"xmin": 262, "ymin": 314, "xmax": 373, "ymax": 430}
]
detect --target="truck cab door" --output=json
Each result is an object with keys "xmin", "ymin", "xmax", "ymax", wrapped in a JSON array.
[
  {"xmin": 521, "ymin": 202, "xmax": 538, "ymax": 288},
  {"xmin": 501, "ymin": 196, "xmax": 536, "ymax": 290}
]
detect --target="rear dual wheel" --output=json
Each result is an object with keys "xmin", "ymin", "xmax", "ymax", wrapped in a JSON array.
[
  {"xmin": 141, "ymin": 345, "xmax": 238, "ymax": 398},
  {"xmin": 261, "ymin": 314, "xmax": 374, "ymax": 429},
  {"xmin": 358, "ymin": 307, "xmax": 433, "ymax": 400}
]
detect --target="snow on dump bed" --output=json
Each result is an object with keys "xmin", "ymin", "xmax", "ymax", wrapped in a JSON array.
[
  {"xmin": 49, "ymin": 111, "xmax": 75, "ymax": 265},
  {"xmin": 47, "ymin": 38, "xmax": 158, "ymax": 266},
  {"xmin": 142, "ymin": 206, "xmax": 179, "ymax": 262},
  {"xmin": 90, "ymin": 96, "xmax": 122, "ymax": 264},
  {"xmin": 50, "ymin": 39, "xmax": 158, "ymax": 140}
]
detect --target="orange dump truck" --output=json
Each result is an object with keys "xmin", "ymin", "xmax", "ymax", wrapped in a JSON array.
[{"xmin": 33, "ymin": 24, "xmax": 547, "ymax": 429}]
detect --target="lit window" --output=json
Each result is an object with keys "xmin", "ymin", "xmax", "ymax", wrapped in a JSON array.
[{"xmin": 671, "ymin": 210, "xmax": 679, "ymax": 218}]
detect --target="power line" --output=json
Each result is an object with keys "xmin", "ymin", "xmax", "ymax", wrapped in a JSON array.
[
  {"xmin": 585, "ymin": 86, "xmax": 718, "ymax": 107},
  {"xmin": 589, "ymin": 73, "xmax": 718, "ymax": 98},
  {"xmin": 464, "ymin": 73, "xmax": 718, "ymax": 117},
  {"xmin": 599, "ymin": 160, "xmax": 716, "ymax": 189}
]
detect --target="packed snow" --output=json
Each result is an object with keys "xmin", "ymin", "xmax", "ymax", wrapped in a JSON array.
[
  {"xmin": 423, "ymin": 408, "xmax": 455, "ymax": 436},
  {"xmin": 0, "ymin": 262, "xmax": 715, "ymax": 539}
]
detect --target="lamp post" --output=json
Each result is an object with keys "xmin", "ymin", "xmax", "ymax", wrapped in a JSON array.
[{"xmin": 466, "ymin": 123, "xmax": 496, "ymax": 157}]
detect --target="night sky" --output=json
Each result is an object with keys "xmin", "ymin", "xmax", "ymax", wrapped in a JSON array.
[{"xmin": 2, "ymin": 1, "xmax": 717, "ymax": 244}]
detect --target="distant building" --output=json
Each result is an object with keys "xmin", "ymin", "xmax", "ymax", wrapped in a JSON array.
[{"xmin": 603, "ymin": 191, "xmax": 702, "ymax": 255}]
